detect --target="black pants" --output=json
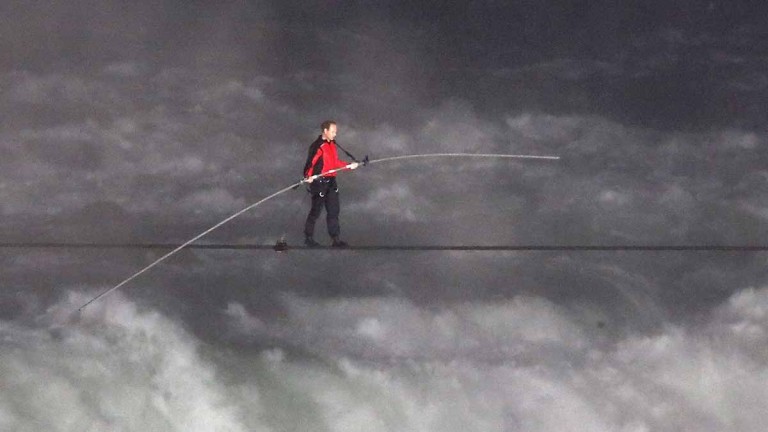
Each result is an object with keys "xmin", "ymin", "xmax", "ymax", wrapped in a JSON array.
[{"xmin": 304, "ymin": 177, "xmax": 340, "ymax": 238}]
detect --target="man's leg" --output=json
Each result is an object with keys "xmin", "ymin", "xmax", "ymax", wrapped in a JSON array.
[
  {"xmin": 325, "ymin": 188, "xmax": 340, "ymax": 238},
  {"xmin": 304, "ymin": 193, "xmax": 325, "ymax": 244},
  {"xmin": 325, "ymin": 188, "xmax": 347, "ymax": 247}
]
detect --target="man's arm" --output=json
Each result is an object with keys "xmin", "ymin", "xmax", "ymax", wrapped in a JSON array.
[
  {"xmin": 333, "ymin": 142, "xmax": 359, "ymax": 171},
  {"xmin": 303, "ymin": 141, "xmax": 323, "ymax": 178}
]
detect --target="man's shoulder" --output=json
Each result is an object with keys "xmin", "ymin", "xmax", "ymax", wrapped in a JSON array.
[{"xmin": 307, "ymin": 136, "xmax": 323, "ymax": 151}]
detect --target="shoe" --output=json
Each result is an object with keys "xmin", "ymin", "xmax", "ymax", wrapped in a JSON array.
[
  {"xmin": 304, "ymin": 236, "xmax": 320, "ymax": 247},
  {"xmin": 331, "ymin": 237, "xmax": 349, "ymax": 248}
]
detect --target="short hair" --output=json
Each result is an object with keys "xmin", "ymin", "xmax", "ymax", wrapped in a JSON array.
[{"xmin": 321, "ymin": 120, "xmax": 336, "ymax": 132}]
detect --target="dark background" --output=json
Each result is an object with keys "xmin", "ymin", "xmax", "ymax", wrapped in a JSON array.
[{"xmin": 2, "ymin": 1, "xmax": 768, "ymax": 430}]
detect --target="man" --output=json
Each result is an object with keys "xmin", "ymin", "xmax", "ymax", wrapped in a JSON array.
[{"xmin": 303, "ymin": 120, "xmax": 359, "ymax": 247}]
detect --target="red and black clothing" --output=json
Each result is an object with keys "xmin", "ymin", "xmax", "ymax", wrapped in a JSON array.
[
  {"xmin": 303, "ymin": 136, "xmax": 350, "ymax": 238},
  {"xmin": 303, "ymin": 136, "xmax": 349, "ymax": 178}
]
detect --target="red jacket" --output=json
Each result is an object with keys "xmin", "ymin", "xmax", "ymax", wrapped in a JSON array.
[{"xmin": 303, "ymin": 136, "xmax": 348, "ymax": 178}]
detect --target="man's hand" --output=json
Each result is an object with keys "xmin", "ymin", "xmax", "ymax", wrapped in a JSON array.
[
  {"xmin": 304, "ymin": 176, "xmax": 314, "ymax": 183},
  {"xmin": 348, "ymin": 162, "xmax": 360, "ymax": 170}
]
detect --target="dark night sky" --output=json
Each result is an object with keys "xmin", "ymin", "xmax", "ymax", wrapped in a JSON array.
[{"xmin": 2, "ymin": 1, "xmax": 768, "ymax": 431}]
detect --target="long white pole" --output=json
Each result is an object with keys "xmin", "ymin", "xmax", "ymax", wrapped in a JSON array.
[{"xmin": 76, "ymin": 152, "xmax": 559, "ymax": 311}]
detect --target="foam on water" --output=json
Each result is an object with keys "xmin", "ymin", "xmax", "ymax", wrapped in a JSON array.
[{"xmin": 3, "ymin": 287, "xmax": 768, "ymax": 431}]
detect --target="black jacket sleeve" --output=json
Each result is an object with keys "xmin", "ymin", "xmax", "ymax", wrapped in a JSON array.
[{"xmin": 303, "ymin": 137, "xmax": 323, "ymax": 177}]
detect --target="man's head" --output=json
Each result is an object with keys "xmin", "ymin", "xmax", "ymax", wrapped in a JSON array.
[{"xmin": 321, "ymin": 120, "xmax": 337, "ymax": 141}]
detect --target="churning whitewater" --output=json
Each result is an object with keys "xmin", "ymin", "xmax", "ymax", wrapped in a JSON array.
[{"xmin": 3, "ymin": 285, "xmax": 768, "ymax": 432}]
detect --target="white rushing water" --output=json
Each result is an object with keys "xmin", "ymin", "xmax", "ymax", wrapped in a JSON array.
[{"xmin": 2, "ymin": 287, "xmax": 768, "ymax": 432}]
